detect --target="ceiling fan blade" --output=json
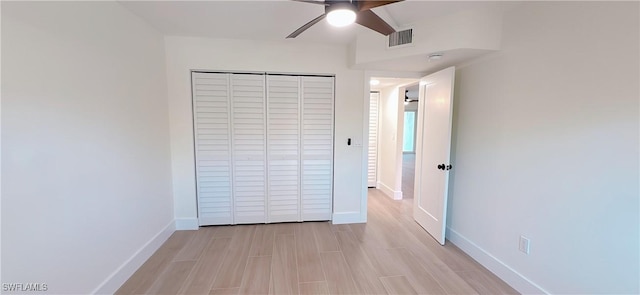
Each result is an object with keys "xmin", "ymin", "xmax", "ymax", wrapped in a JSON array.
[
  {"xmin": 356, "ymin": 9, "xmax": 396, "ymax": 36},
  {"xmin": 291, "ymin": 0, "xmax": 329, "ymax": 5},
  {"xmin": 286, "ymin": 14, "xmax": 327, "ymax": 38},
  {"xmin": 355, "ymin": 0, "xmax": 403, "ymax": 11}
]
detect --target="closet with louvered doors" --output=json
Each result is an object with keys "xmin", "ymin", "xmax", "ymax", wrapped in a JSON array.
[{"xmin": 192, "ymin": 72, "xmax": 334, "ymax": 226}]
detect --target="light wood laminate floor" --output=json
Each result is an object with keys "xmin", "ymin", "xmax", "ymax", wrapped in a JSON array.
[{"xmin": 117, "ymin": 189, "xmax": 518, "ymax": 295}]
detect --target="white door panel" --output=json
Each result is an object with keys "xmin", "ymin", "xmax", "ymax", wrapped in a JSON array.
[
  {"xmin": 267, "ymin": 75, "xmax": 301, "ymax": 223},
  {"xmin": 413, "ymin": 67, "xmax": 456, "ymax": 245},
  {"xmin": 231, "ymin": 74, "xmax": 267, "ymax": 224},
  {"xmin": 193, "ymin": 72, "xmax": 234, "ymax": 225},
  {"xmin": 301, "ymin": 76, "xmax": 334, "ymax": 221}
]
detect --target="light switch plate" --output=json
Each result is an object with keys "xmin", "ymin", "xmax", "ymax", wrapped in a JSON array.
[{"xmin": 519, "ymin": 236, "xmax": 530, "ymax": 254}]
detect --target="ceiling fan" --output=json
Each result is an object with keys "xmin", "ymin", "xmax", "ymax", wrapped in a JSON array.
[{"xmin": 287, "ymin": 0, "xmax": 404, "ymax": 38}]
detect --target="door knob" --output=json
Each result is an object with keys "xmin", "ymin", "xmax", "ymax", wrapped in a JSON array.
[
  {"xmin": 437, "ymin": 164, "xmax": 445, "ymax": 170},
  {"xmin": 446, "ymin": 164, "xmax": 452, "ymax": 170}
]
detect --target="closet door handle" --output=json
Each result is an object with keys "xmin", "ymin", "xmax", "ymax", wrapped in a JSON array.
[{"xmin": 437, "ymin": 164, "xmax": 445, "ymax": 170}]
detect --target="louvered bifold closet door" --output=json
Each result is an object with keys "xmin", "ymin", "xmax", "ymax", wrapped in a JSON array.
[
  {"xmin": 231, "ymin": 74, "xmax": 267, "ymax": 224},
  {"xmin": 266, "ymin": 75, "xmax": 301, "ymax": 223},
  {"xmin": 192, "ymin": 72, "xmax": 233, "ymax": 226},
  {"xmin": 368, "ymin": 92, "xmax": 380, "ymax": 187},
  {"xmin": 301, "ymin": 76, "xmax": 334, "ymax": 221}
]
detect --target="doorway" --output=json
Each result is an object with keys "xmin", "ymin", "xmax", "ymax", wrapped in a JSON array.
[
  {"xmin": 365, "ymin": 68, "xmax": 456, "ymax": 245},
  {"xmin": 402, "ymin": 84, "xmax": 419, "ymax": 199},
  {"xmin": 403, "ymin": 111, "xmax": 416, "ymax": 153},
  {"xmin": 367, "ymin": 77, "xmax": 418, "ymax": 200}
]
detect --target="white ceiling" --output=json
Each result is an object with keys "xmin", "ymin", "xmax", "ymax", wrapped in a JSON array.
[{"xmin": 119, "ymin": 1, "xmax": 509, "ymax": 45}]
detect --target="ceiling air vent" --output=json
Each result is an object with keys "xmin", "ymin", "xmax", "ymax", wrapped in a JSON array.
[{"xmin": 388, "ymin": 29, "xmax": 413, "ymax": 48}]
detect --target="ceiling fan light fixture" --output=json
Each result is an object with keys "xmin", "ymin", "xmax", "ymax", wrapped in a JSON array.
[{"xmin": 326, "ymin": 4, "xmax": 356, "ymax": 27}]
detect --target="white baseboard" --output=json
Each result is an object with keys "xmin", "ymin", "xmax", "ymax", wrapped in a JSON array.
[
  {"xmin": 446, "ymin": 227, "xmax": 549, "ymax": 294},
  {"xmin": 377, "ymin": 181, "xmax": 403, "ymax": 200},
  {"xmin": 175, "ymin": 218, "xmax": 199, "ymax": 230},
  {"xmin": 332, "ymin": 211, "xmax": 364, "ymax": 224},
  {"xmin": 92, "ymin": 220, "xmax": 175, "ymax": 294}
]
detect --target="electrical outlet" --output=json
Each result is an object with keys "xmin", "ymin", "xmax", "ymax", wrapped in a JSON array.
[{"xmin": 519, "ymin": 236, "xmax": 531, "ymax": 254}]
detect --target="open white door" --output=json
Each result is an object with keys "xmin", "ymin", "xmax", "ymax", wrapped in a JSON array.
[{"xmin": 413, "ymin": 67, "xmax": 455, "ymax": 245}]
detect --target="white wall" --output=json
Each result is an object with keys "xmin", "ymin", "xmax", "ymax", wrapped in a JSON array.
[
  {"xmin": 449, "ymin": 2, "xmax": 639, "ymax": 293},
  {"xmin": 2, "ymin": 2, "xmax": 174, "ymax": 293},
  {"xmin": 164, "ymin": 36, "xmax": 365, "ymax": 225},
  {"xmin": 377, "ymin": 85, "xmax": 404, "ymax": 199}
]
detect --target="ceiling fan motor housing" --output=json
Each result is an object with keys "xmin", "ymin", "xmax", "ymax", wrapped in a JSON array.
[{"xmin": 325, "ymin": 1, "xmax": 357, "ymax": 14}]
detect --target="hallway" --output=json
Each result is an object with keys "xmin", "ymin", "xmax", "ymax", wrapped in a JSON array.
[{"xmin": 402, "ymin": 153, "xmax": 415, "ymax": 199}]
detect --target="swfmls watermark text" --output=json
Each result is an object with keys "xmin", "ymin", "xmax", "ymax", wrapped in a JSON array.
[{"xmin": 2, "ymin": 283, "xmax": 48, "ymax": 292}]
